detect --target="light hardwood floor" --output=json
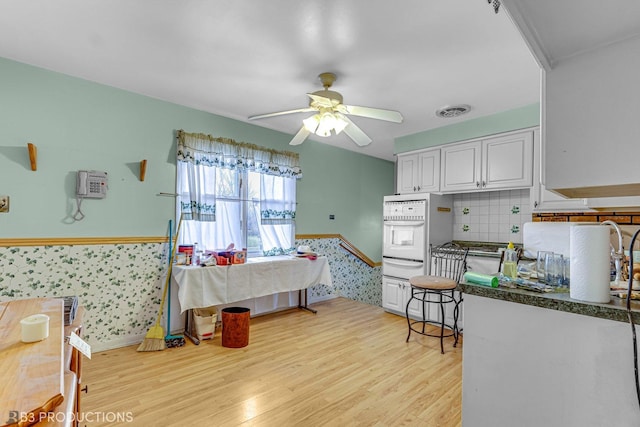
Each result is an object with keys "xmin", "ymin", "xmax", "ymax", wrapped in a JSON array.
[{"xmin": 82, "ymin": 297, "xmax": 462, "ymax": 426}]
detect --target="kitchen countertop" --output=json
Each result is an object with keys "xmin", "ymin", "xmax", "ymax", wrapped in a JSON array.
[{"xmin": 459, "ymin": 281, "xmax": 640, "ymax": 325}]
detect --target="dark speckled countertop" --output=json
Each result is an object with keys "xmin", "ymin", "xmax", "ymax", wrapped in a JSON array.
[{"xmin": 460, "ymin": 282, "xmax": 640, "ymax": 325}]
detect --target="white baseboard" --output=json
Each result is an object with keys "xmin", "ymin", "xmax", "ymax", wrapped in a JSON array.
[
  {"xmin": 91, "ymin": 335, "xmax": 146, "ymax": 353},
  {"xmin": 92, "ymin": 293, "xmax": 339, "ymax": 353}
]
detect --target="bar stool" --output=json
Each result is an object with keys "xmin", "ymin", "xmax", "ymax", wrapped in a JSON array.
[{"xmin": 406, "ymin": 242, "xmax": 468, "ymax": 354}]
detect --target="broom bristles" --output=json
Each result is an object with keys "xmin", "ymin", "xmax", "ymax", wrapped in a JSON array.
[{"xmin": 137, "ymin": 324, "xmax": 166, "ymax": 352}]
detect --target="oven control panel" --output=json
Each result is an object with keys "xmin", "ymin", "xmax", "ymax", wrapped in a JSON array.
[{"xmin": 383, "ymin": 200, "xmax": 426, "ymax": 221}]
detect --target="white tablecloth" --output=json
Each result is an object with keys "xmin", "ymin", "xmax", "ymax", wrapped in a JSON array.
[{"xmin": 172, "ymin": 255, "xmax": 332, "ymax": 313}]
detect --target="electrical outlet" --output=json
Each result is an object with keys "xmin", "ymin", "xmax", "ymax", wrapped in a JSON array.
[{"xmin": 329, "ymin": 214, "xmax": 335, "ymax": 220}]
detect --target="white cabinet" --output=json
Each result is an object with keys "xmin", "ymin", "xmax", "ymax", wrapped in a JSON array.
[
  {"xmin": 382, "ymin": 276, "xmax": 422, "ymax": 319},
  {"xmin": 396, "ymin": 149, "xmax": 440, "ymax": 194},
  {"xmin": 439, "ymin": 141, "xmax": 482, "ymax": 192},
  {"xmin": 440, "ymin": 131, "xmax": 534, "ymax": 193},
  {"xmin": 531, "ymin": 181, "xmax": 588, "ymax": 211},
  {"xmin": 529, "ymin": 128, "xmax": 589, "ymax": 212}
]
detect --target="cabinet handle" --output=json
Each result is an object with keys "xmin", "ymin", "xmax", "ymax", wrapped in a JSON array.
[
  {"xmin": 413, "ymin": 186, "xmax": 416, "ymax": 192},
  {"xmin": 81, "ymin": 385, "xmax": 88, "ymax": 394},
  {"xmin": 482, "ymin": 181, "xmax": 486, "ymax": 187},
  {"xmin": 534, "ymin": 201, "xmax": 538, "ymax": 208},
  {"xmin": 417, "ymin": 186, "xmax": 421, "ymax": 191},
  {"xmin": 476, "ymin": 181, "xmax": 480, "ymax": 188}
]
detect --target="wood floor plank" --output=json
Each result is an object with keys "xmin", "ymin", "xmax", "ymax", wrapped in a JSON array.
[{"xmin": 82, "ymin": 297, "xmax": 462, "ymax": 426}]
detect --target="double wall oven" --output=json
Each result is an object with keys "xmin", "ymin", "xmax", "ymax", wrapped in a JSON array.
[{"xmin": 382, "ymin": 193, "xmax": 453, "ymax": 316}]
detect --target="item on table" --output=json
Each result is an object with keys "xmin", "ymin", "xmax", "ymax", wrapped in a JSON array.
[
  {"xmin": 536, "ymin": 250, "xmax": 553, "ymax": 283},
  {"xmin": 232, "ymin": 250, "xmax": 246, "ymax": 264}
]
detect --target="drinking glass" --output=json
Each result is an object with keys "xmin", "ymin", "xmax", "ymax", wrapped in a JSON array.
[
  {"xmin": 536, "ymin": 251, "xmax": 553, "ymax": 283},
  {"xmin": 563, "ymin": 257, "xmax": 570, "ymax": 287},
  {"xmin": 545, "ymin": 253, "xmax": 565, "ymax": 287}
]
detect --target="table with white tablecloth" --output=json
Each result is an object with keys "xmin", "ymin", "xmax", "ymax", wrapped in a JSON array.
[{"xmin": 171, "ymin": 255, "xmax": 332, "ymax": 313}]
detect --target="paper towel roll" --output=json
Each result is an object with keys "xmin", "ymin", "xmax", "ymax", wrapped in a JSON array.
[
  {"xmin": 20, "ymin": 313, "xmax": 50, "ymax": 342},
  {"xmin": 569, "ymin": 225, "xmax": 610, "ymax": 303}
]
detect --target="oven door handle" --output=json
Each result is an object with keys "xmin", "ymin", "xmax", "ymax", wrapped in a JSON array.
[
  {"xmin": 383, "ymin": 258, "xmax": 424, "ymax": 267},
  {"xmin": 383, "ymin": 221, "xmax": 424, "ymax": 227}
]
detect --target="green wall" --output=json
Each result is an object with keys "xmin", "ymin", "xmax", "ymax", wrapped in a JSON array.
[
  {"xmin": 0, "ymin": 57, "xmax": 393, "ymax": 260},
  {"xmin": 394, "ymin": 103, "xmax": 540, "ymax": 153}
]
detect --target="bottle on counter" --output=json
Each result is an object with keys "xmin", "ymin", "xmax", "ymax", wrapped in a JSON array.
[
  {"xmin": 192, "ymin": 243, "xmax": 198, "ymax": 266},
  {"xmin": 502, "ymin": 241, "xmax": 518, "ymax": 279}
]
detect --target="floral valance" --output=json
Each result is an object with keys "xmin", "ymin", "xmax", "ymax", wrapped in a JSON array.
[{"xmin": 176, "ymin": 130, "xmax": 302, "ymax": 178}]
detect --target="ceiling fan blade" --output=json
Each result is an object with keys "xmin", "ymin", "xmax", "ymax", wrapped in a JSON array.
[
  {"xmin": 289, "ymin": 126, "xmax": 311, "ymax": 146},
  {"xmin": 249, "ymin": 107, "xmax": 317, "ymax": 120},
  {"xmin": 338, "ymin": 104, "xmax": 403, "ymax": 123},
  {"xmin": 342, "ymin": 116, "xmax": 372, "ymax": 146}
]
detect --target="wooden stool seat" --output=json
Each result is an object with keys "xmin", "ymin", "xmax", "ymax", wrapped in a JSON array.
[{"xmin": 409, "ymin": 275, "xmax": 457, "ymax": 290}]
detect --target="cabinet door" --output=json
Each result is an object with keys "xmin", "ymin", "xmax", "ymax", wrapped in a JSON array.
[
  {"xmin": 531, "ymin": 181, "xmax": 588, "ymax": 211},
  {"xmin": 529, "ymin": 128, "xmax": 588, "ymax": 211},
  {"xmin": 382, "ymin": 277, "xmax": 406, "ymax": 313},
  {"xmin": 482, "ymin": 131, "xmax": 533, "ymax": 190},
  {"xmin": 396, "ymin": 154, "xmax": 419, "ymax": 194},
  {"xmin": 440, "ymin": 141, "xmax": 482, "ymax": 192},
  {"xmin": 382, "ymin": 277, "xmax": 422, "ymax": 318},
  {"xmin": 417, "ymin": 149, "xmax": 440, "ymax": 193}
]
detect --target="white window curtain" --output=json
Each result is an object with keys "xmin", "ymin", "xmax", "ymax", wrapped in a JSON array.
[
  {"xmin": 176, "ymin": 130, "xmax": 301, "ymax": 255},
  {"xmin": 256, "ymin": 174, "xmax": 297, "ymax": 255}
]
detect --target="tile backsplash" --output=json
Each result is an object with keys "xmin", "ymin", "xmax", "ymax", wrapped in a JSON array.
[{"xmin": 452, "ymin": 189, "xmax": 531, "ymax": 244}]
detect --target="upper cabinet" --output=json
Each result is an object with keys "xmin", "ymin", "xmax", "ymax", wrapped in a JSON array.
[
  {"xmin": 396, "ymin": 149, "xmax": 440, "ymax": 194},
  {"xmin": 503, "ymin": 1, "xmax": 640, "ymax": 199},
  {"xmin": 529, "ymin": 128, "xmax": 588, "ymax": 212},
  {"xmin": 439, "ymin": 141, "xmax": 482, "ymax": 192},
  {"xmin": 440, "ymin": 131, "xmax": 533, "ymax": 193}
]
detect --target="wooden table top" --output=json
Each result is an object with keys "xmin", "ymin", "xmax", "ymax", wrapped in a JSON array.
[{"xmin": 0, "ymin": 298, "xmax": 65, "ymax": 427}]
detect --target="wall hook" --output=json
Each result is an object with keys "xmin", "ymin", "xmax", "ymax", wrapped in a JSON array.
[
  {"xmin": 139, "ymin": 159, "xmax": 147, "ymax": 181},
  {"xmin": 27, "ymin": 143, "xmax": 37, "ymax": 171}
]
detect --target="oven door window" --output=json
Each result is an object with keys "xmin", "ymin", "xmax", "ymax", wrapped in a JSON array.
[{"xmin": 391, "ymin": 228, "xmax": 414, "ymax": 246}]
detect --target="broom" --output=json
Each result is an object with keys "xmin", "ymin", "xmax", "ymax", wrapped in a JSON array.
[
  {"xmin": 165, "ymin": 219, "xmax": 185, "ymax": 348},
  {"xmin": 137, "ymin": 215, "xmax": 183, "ymax": 351}
]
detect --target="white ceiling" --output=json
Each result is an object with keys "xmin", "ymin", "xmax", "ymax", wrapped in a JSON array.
[
  {"xmin": 0, "ymin": 0, "xmax": 542, "ymax": 161},
  {"xmin": 503, "ymin": 0, "xmax": 640, "ymax": 69}
]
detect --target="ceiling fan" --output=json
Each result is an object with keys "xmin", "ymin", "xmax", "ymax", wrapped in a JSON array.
[{"xmin": 248, "ymin": 72, "xmax": 403, "ymax": 146}]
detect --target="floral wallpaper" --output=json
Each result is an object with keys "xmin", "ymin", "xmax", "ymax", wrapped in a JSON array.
[
  {"xmin": 297, "ymin": 237, "xmax": 382, "ymax": 307},
  {"xmin": 0, "ymin": 237, "xmax": 381, "ymax": 352}
]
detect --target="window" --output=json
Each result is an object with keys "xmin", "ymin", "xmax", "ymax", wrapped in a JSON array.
[{"xmin": 175, "ymin": 131, "xmax": 301, "ymax": 258}]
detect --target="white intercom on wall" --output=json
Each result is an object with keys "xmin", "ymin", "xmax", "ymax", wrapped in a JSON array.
[{"xmin": 76, "ymin": 170, "xmax": 108, "ymax": 199}]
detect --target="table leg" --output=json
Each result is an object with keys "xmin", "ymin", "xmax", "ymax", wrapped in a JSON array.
[
  {"xmin": 298, "ymin": 288, "xmax": 317, "ymax": 314},
  {"xmin": 183, "ymin": 309, "xmax": 200, "ymax": 345}
]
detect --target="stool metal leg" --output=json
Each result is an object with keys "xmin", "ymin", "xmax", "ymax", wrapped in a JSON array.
[
  {"xmin": 405, "ymin": 288, "xmax": 414, "ymax": 342},
  {"xmin": 438, "ymin": 292, "xmax": 445, "ymax": 354}
]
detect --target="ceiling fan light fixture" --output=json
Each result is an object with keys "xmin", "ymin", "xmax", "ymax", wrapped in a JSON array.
[
  {"xmin": 250, "ymin": 72, "xmax": 402, "ymax": 147},
  {"xmin": 302, "ymin": 109, "xmax": 349, "ymax": 137},
  {"xmin": 303, "ymin": 114, "xmax": 320, "ymax": 133},
  {"xmin": 315, "ymin": 112, "xmax": 335, "ymax": 137},
  {"xmin": 333, "ymin": 113, "xmax": 349, "ymax": 135}
]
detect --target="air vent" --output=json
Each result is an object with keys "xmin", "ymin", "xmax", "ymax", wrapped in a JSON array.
[{"xmin": 435, "ymin": 104, "xmax": 471, "ymax": 118}]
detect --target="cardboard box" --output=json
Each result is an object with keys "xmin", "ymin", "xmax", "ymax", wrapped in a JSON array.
[{"xmin": 232, "ymin": 250, "xmax": 246, "ymax": 264}]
